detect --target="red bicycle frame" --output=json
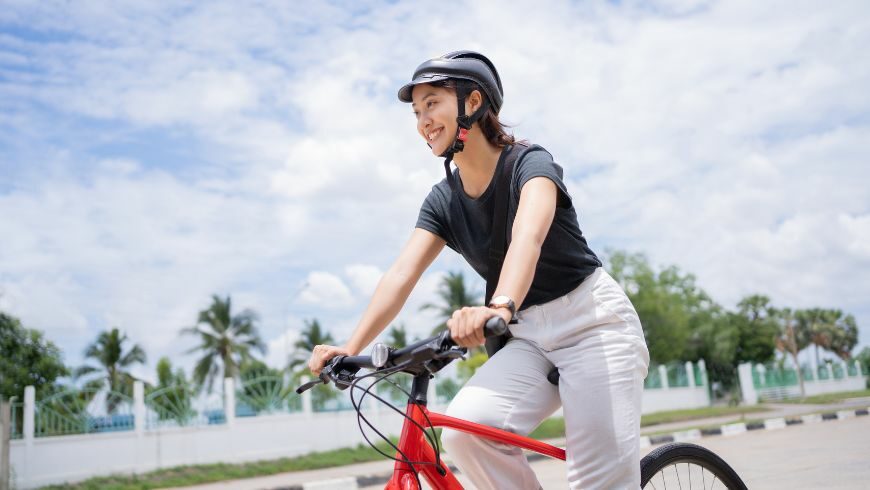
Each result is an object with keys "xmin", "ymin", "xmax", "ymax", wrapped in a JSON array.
[{"xmin": 385, "ymin": 401, "xmax": 566, "ymax": 489}]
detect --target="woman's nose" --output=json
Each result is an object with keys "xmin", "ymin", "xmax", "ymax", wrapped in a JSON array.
[{"xmin": 418, "ymin": 116, "xmax": 430, "ymax": 133}]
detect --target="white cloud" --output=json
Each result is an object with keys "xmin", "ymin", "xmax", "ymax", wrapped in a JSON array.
[
  {"xmin": 265, "ymin": 325, "xmax": 301, "ymax": 369},
  {"xmin": 297, "ymin": 271, "xmax": 355, "ymax": 309},
  {"xmin": 122, "ymin": 69, "xmax": 259, "ymax": 125},
  {"xmin": 344, "ymin": 264, "xmax": 383, "ymax": 297}
]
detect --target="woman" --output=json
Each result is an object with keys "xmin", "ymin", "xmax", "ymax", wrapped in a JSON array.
[{"xmin": 308, "ymin": 51, "xmax": 650, "ymax": 489}]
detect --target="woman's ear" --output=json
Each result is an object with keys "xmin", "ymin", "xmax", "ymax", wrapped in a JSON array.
[{"xmin": 465, "ymin": 89, "xmax": 483, "ymax": 115}]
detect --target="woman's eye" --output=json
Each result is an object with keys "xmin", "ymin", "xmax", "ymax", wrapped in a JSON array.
[{"xmin": 427, "ymin": 101, "xmax": 435, "ymax": 108}]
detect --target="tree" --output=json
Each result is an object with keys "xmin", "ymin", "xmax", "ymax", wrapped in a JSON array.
[
  {"xmin": 289, "ymin": 318, "xmax": 335, "ymax": 370},
  {"xmin": 436, "ymin": 377, "xmax": 461, "ymax": 402},
  {"xmin": 0, "ymin": 312, "xmax": 69, "ymax": 401},
  {"xmin": 181, "ymin": 295, "xmax": 266, "ymax": 393},
  {"xmin": 288, "ymin": 318, "xmax": 338, "ymax": 410},
  {"xmin": 74, "ymin": 327, "xmax": 146, "ymax": 412},
  {"xmin": 238, "ymin": 358, "xmax": 293, "ymax": 414},
  {"xmin": 797, "ymin": 308, "xmax": 836, "ymax": 367},
  {"xmin": 828, "ymin": 311, "xmax": 858, "ymax": 360},
  {"xmin": 856, "ymin": 347, "xmax": 870, "ymax": 386},
  {"xmin": 606, "ymin": 251, "xmax": 717, "ymax": 363},
  {"xmin": 146, "ymin": 357, "xmax": 194, "ymax": 425},
  {"xmin": 386, "ymin": 323, "xmax": 410, "ymax": 349},
  {"xmin": 420, "ymin": 271, "xmax": 481, "ymax": 336},
  {"xmin": 457, "ymin": 352, "xmax": 488, "ymax": 382},
  {"xmin": 733, "ymin": 295, "xmax": 778, "ymax": 364},
  {"xmin": 773, "ymin": 307, "xmax": 810, "ymax": 398}
]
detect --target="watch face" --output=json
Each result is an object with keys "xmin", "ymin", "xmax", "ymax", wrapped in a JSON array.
[{"xmin": 491, "ymin": 295, "xmax": 511, "ymax": 305}]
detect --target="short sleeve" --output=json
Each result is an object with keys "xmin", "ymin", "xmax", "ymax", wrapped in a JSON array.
[
  {"xmin": 415, "ymin": 184, "xmax": 452, "ymax": 246},
  {"xmin": 514, "ymin": 148, "xmax": 572, "ymax": 208}
]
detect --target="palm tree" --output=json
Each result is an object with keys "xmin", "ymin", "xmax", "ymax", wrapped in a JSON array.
[
  {"xmin": 74, "ymin": 327, "xmax": 146, "ymax": 412},
  {"xmin": 288, "ymin": 318, "xmax": 338, "ymax": 410},
  {"xmin": 773, "ymin": 308, "xmax": 809, "ymax": 398},
  {"xmin": 386, "ymin": 323, "xmax": 410, "ymax": 349},
  {"xmin": 289, "ymin": 318, "xmax": 335, "ymax": 371},
  {"xmin": 146, "ymin": 357, "xmax": 194, "ymax": 425},
  {"xmin": 420, "ymin": 271, "xmax": 481, "ymax": 336},
  {"xmin": 181, "ymin": 294, "xmax": 266, "ymax": 393},
  {"xmin": 797, "ymin": 308, "xmax": 836, "ymax": 368},
  {"xmin": 828, "ymin": 311, "xmax": 858, "ymax": 360}
]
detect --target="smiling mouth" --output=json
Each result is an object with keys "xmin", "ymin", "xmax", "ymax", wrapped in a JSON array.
[{"xmin": 427, "ymin": 127, "xmax": 443, "ymax": 142}]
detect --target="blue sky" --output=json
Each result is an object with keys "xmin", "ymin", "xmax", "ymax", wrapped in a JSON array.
[{"xmin": 1, "ymin": 0, "xmax": 869, "ymax": 382}]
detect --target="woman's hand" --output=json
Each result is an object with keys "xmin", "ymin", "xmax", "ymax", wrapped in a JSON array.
[
  {"xmin": 447, "ymin": 306, "xmax": 512, "ymax": 348},
  {"xmin": 308, "ymin": 345, "xmax": 352, "ymax": 376}
]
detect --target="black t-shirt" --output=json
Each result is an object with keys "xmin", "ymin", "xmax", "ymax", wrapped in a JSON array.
[{"xmin": 416, "ymin": 143, "xmax": 601, "ymax": 309}]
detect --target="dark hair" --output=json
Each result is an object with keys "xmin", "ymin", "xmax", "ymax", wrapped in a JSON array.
[{"xmin": 430, "ymin": 79, "xmax": 516, "ymax": 148}]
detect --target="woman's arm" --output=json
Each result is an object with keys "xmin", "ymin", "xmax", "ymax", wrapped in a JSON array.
[
  {"xmin": 494, "ymin": 176, "xmax": 558, "ymax": 310},
  {"xmin": 308, "ymin": 228, "xmax": 445, "ymax": 374},
  {"xmin": 447, "ymin": 176, "xmax": 557, "ymax": 347}
]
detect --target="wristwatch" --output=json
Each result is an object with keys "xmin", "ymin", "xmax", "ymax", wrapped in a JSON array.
[{"xmin": 488, "ymin": 295, "xmax": 516, "ymax": 319}]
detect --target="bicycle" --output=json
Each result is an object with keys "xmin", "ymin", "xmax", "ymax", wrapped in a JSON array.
[{"xmin": 297, "ymin": 317, "xmax": 748, "ymax": 489}]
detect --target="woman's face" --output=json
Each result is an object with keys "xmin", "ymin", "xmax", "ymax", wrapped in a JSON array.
[{"xmin": 411, "ymin": 84, "xmax": 457, "ymax": 156}]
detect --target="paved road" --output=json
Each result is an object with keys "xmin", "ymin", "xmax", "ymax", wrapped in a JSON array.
[
  {"xmin": 171, "ymin": 401, "xmax": 869, "ymax": 490},
  {"xmin": 455, "ymin": 415, "xmax": 870, "ymax": 490}
]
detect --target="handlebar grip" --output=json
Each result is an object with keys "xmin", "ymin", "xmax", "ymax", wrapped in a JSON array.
[
  {"xmin": 440, "ymin": 316, "xmax": 509, "ymax": 348},
  {"xmin": 483, "ymin": 316, "xmax": 508, "ymax": 338}
]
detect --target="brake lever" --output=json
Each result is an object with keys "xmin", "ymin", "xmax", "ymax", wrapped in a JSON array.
[
  {"xmin": 439, "ymin": 347, "xmax": 467, "ymax": 361},
  {"xmin": 295, "ymin": 376, "xmax": 326, "ymax": 394},
  {"xmin": 295, "ymin": 359, "xmax": 342, "ymax": 394},
  {"xmin": 320, "ymin": 356, "xmax": 360, "ymax": 391},
  {"xmin": 423, "ymin": 346, "xmax": 467, "ymax": 375}
]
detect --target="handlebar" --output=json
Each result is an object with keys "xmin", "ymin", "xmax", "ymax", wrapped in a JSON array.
[{"xmin": 295, "ymin": 316, "xmax": 508, "ymax": 394}]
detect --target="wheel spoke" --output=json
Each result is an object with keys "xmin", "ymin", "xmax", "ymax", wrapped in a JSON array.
[
  {"xmin": 674, "ymin": 463, "xmax": 683, "ymax": 490},
  {"xmin": 712, "ymin": 475, "xmax": 719, "ymax": 489},
  {"xmin": 688, "ymin": 463, "xmax": 692, "ymax": 490}
]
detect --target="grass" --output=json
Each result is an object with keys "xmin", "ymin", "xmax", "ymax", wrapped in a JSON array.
[
  {"xmin": 529, "ymin": 417, "xmax": 566, "ymax": 440},
  {"xmin": 639, "ymin": 405, "xmax": 770, "ymax": 427},
  {"xmin": 528, "ymin": 405, "xmax": 770, "ymax": 440},
  {"xmin": 773, "ymin": 389, "xmax": 870, "ymax": 405}
]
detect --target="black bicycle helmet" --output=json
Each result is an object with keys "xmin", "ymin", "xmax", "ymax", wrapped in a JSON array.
[
  {"xmin": 398, "ymin": 50, "xmax": 504, "ymax": 114},
  {"xmin": 397, "ymin": 50, "xmax": 504, "ymax": 189}
]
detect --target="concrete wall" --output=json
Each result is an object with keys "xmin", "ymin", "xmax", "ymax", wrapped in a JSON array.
[
  {"xmin": 642, "ymin": 386, "xmax": 709, "ymax": 414},
  {"xmin": 11, "ymin": 407, "xmax": 419, "ymax": 489}
]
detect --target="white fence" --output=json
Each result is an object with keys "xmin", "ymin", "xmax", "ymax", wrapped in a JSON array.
[
  {"xmin": 738, "ymin": 359, "xmax": 868, "ymax": 405},
  {"xmin": 10, "ymin": 361, "xmax": 711, "ymax": 489},
  {"xmin": 641, "ymin": 361, "xmax": 710, "ymax": 414}
]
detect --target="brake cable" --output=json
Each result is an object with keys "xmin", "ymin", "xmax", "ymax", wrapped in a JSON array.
[{"xmin": 346, "ymin": 363, "xmax": 448, "ymax": 485}]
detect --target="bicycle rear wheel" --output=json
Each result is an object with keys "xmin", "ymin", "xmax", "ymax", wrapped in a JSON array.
[{"xmin": 640, "ymin": 442, "xmax": 747, "ymax": 490}]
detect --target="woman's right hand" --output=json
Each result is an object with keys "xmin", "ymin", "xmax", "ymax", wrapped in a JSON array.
[{"xmin": 308, "ymin": 345, "xmax": 352, "ymax": 376}]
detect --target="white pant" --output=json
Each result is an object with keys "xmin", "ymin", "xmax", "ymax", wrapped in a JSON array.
[{"xmin": 442, "ymin": 268, "xmax": 650, "ymax": 489}]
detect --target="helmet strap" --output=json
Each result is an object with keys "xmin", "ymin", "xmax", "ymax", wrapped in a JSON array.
[{"xmin": 440, "ymin": 85, "xmax": 491, "ymax": 190}]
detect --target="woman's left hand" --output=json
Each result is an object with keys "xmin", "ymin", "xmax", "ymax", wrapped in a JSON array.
[{"xmin": 447, "ymin": 306, "xmax": 513, "ymax": 348}]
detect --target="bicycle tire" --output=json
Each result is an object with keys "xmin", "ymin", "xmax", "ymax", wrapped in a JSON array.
[{"xmin": 640, "ymin": 442, "xmax": 748, "ymax": 490}]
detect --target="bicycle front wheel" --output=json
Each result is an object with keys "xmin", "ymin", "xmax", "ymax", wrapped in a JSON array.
[{"xmin": 640, "ymin": 442, "xmax": 748, "ymax": 490}]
